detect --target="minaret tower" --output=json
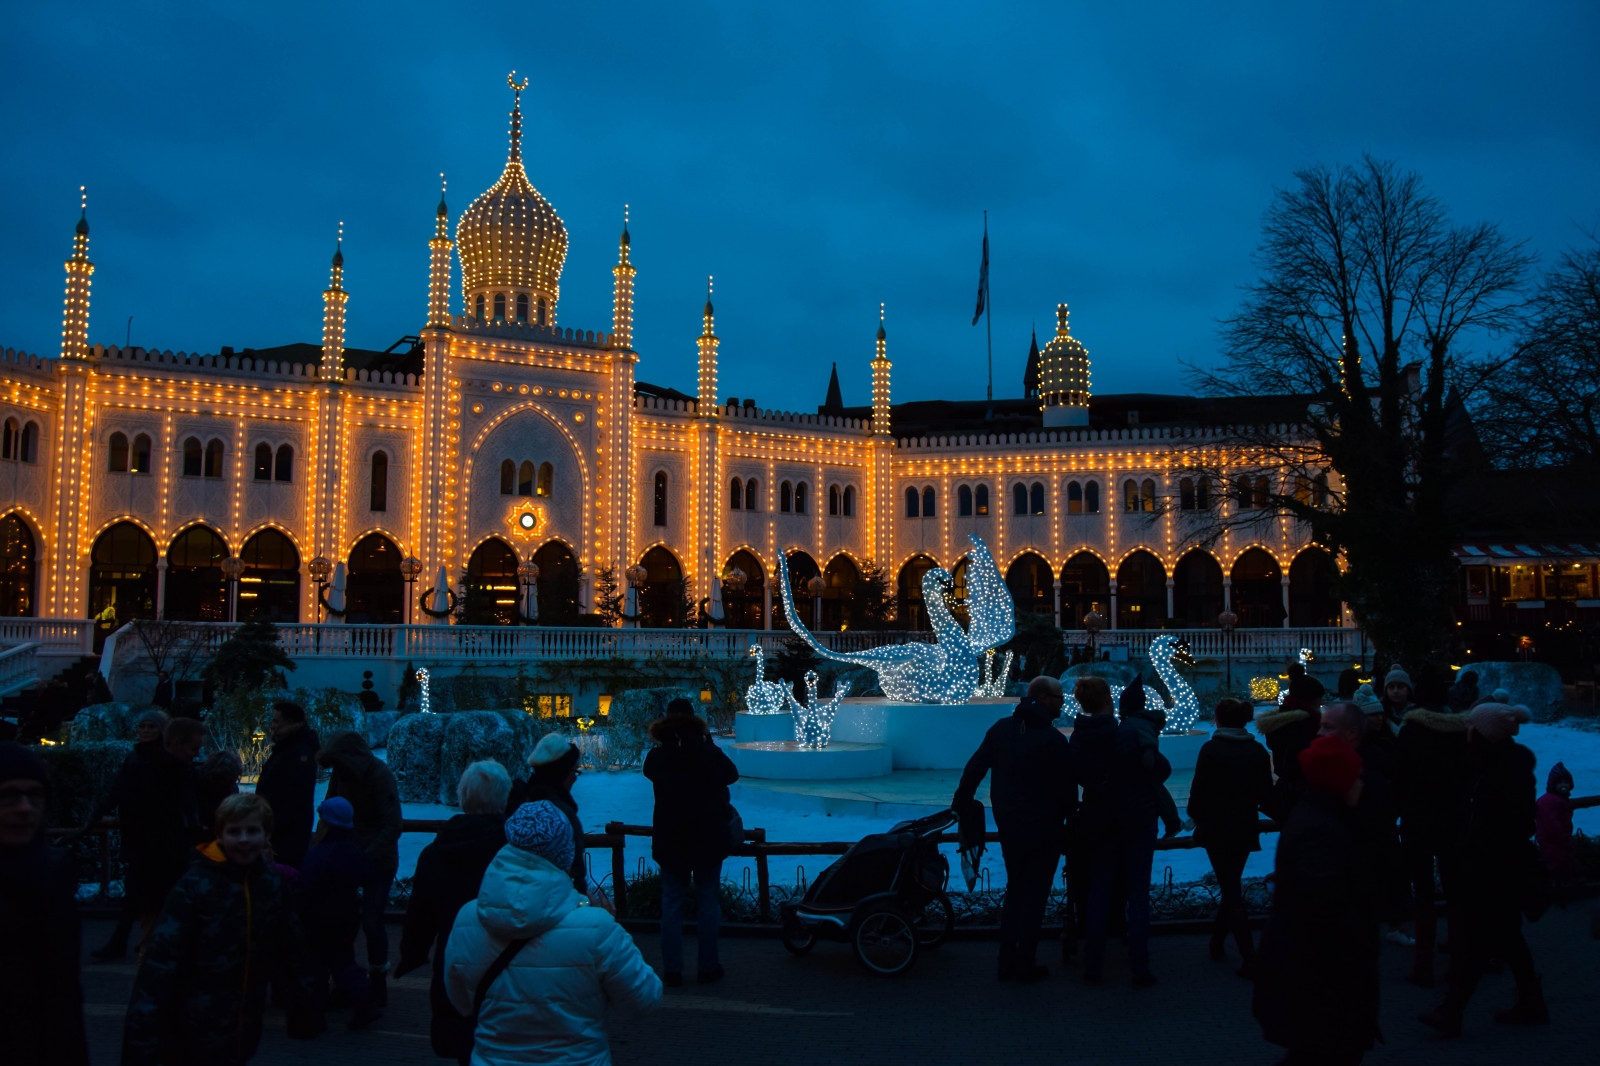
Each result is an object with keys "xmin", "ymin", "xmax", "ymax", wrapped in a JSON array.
[
  {"xmin": 611, "ymin": 206, "xmax": 634, "ymax": 348},
  {"xmin": 1039, "ymin": 302, "xmax": 1091, "ymax": 428},
  {"xmin": 870, "ymin": 304, "xmax": 891, "ymax": 435},
  {"xmin": 870, "ymin": 304, "xmax": 893, "ymax": 567},
  {"xmin": 48, "ymin": 190, "xmax": 96, "ymax": 616},
  {"xmin": 321, "ymin": 226, "xmax": 348, "ymax": 376},
  {"xmin": 696, "ymin": 276, "xmax": 719, "ymax": 414},
  {"xmin": 427, "ymin": 176, "xmax": 452, "ymax": 328}
]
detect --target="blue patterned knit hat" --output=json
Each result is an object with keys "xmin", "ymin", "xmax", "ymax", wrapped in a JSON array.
[{"xmin": 505, "ymin": 800, "xmax": 574, "ymax": 871}]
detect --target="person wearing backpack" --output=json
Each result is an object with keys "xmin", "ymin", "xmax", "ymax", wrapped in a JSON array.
[{"xmin": 445, "ymin": 801, "xmax": 660, "ymax": 1065}]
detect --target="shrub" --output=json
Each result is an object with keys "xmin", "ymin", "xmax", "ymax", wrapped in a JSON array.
[
  {"xmin": 605, "ymin": 687, "xmax": 697, "ymax": 767},
  {"xmin": 439, "ymin": 710, "xmax": 538, "ymax": 806},
  {"xmin": 70, "ymin": 703, "xmax": 158, "ymax": 744},
  {"xmin": 36, "ymin": 740, "xmax": 132, "ymax": 827},
  {"xmin": 388, "ymin": 712, "xmax": 450, "ymax": 803}
]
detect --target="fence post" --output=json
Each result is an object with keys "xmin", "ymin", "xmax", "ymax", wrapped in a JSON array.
[
  {"xmin": 753, "ymin": 827, "xmax": 770, "ymax": 922},
  {"xmin": 605, "ymin": 821, "xmax": 628, "ymax": 918}
]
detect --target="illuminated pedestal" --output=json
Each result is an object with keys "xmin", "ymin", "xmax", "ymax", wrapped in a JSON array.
[
  {"xmin": 829, "ymin": 697, "xmax": 1014, "ymax": 770},
  {"xmin": 734, "ymin": 711, "xmax": 795, "ymax": 743},
  {"xmin": 1159, "ymin": 730, "xmax": 1208, "ymax": 772},
  {"xmin": 729, "ymin": 740, "xmax": 893, "ymax": 780}
]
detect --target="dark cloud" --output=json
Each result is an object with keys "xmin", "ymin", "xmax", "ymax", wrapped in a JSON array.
[{"xmin": 1, "ymin": 1, "xmax": 1594, "ymax": 407}]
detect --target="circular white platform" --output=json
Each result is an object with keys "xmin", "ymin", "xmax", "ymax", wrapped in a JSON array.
[
  {"xmin": 830, "ymin": 698, "xmax": 1013, "ymax": 770},
  {"xmin": 734, "ymin": 711, "xmax": 796, "ymax": 743},
  {"xmin": 729, "ymin": 740, "xmax": 894, "ymax": 780}
]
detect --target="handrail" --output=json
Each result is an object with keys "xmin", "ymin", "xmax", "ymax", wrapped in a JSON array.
[{"xmin": 0, "ymin": 641, "xmax": 40, "ymax": 696}]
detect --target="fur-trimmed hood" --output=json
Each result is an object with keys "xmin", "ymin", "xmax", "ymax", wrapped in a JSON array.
[
  {"xmin": 648, "ymin": 713, "xmax": 710, "ymax": 745},
  {"xmin": 1255, "ymin": 708, "xmax": 1312, "ymax": 735},
  {"xmin": 1402, "ymin": 707, "xmax": 1470, "ymax": 733}
]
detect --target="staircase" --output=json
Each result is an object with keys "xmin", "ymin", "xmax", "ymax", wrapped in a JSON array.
[{"xmin": 0, "ymin": 655, "xmax": 103, "ymax": 742}]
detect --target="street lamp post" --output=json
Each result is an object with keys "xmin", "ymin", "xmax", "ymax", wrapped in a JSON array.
[
  {"xmin": 723, "ymin": 565, "xmax": 746, "ymax": 628},
  {"xmin": 307, "ymin": 555, "xmax": 332, "ymax": 624},
  {"xmin": 806, "ymin": 574, "xmax": 826, "ymax": 630},
  {"xmin": 1083, "ymin": 608, "xmax": 1106, "ymax": 662},
  {"xmin": 517, "ymin": 559, "xmax": 540, "ymax": 625},
  {"xmin": 399, "ymin": 556, "xmax": 423, "ymax": 625},
  {"xmin": 1218, "ymin": 609, "xmax": 1239, "ymax": 690},
  {"xmin": 220, "ymin": 555, "xmax": 243, "ymax": 623},
  {"xmin": 624, "ymin": 564, "xmax": 647, "ymax": 628}
]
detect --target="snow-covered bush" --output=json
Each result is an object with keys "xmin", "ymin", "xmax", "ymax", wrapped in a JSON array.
[
  {"xmin": 388, "ymin": 712, "xmax": 449, "ymax": 803},
  {"xmin": 605, "ymin": 687, "xmax": 698, "ymax": 767},
  {"xmin": 1459, "ymin": 662, "xmax": 1567, "ymax": 718},
  {"xmin": 439, "ymin": 710, "xmax": 537, "ymax": 806},
  {"xmin": 70, "ymin": 702, "xmax": 159, "ymax": 743},
  {"xmin": 36, "ymin": 740, "xmax": 132, "ymax": 825}
]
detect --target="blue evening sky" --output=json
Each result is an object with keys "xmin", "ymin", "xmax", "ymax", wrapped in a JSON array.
[{"xmin": 2, "ymin": 2, "xmax": 1595, "ymax": 408}]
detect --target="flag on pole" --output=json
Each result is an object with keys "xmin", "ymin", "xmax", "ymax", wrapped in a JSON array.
[{"xmin": 971, "ymin": 219, "xmax": 989, "ymax": 326}]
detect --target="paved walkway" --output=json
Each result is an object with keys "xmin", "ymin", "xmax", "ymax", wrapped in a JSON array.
[{"xmin": 83, "ymin": 902, "xmax": 1599, "ymax": 1065}]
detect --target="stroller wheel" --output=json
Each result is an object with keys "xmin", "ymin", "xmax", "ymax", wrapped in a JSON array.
[
  {"xmin": 780, "ymin": 919, "xmax": 817, "ymax": 956},
  {"xmin": 853, "ymin": 906, "xmax": 918, "ymax": 976},
  {"xmin": 912, "ymin": 892, "xmax": 954, "ymax": 949}
]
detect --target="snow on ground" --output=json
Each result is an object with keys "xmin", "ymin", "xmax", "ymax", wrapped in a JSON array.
[{"xmin": 335, "ymin": 719, "xmax": 1600, "ymax": 895}]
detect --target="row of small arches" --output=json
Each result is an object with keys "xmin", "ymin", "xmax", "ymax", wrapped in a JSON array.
[
  {"xmin": 908, "ymin": 481, "xmax": 1105, "ymax": 519},
  {"xmin": 499, "ymin": 459, "xmax": 554, "ymax": 498},
  {"xmin": 474, "ymin": 293, "xmax": 549, "ymax": 327},
  {"xmin": 728, "ymin": 478, "xmax": 859, "ymax": 517},
  {"xmin": 1, "ymin": 418, "xmax": 40, "ymax": 463}
]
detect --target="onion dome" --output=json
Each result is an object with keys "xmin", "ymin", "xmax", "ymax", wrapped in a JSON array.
[
  {"xmin": 1039, "ymin": 303, "xmax": 1090, "ymax": 426},
  {"xmin": 456, "ymin": 75, "xmax": 568, "ymax": 320}
]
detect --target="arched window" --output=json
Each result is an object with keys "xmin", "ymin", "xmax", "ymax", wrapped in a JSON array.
[
  {"xmin": 474, "ymin": 294, "xmax": 486, "ymax": 320},
  {"xmin": 19, "ymin": 422, "xmax": 37, "ymax": 463},
  {"xmin": 1085, "ymin": 480, "xmax": 1101, "ymax": 513},
  {"xmin": 653, "ymin": 471, "xmax": 668, "ymax": 526},
  {"xmin": 1196, "ymin": 477, "xmax": 1211, "ymax": 510},
  {"xmin": 905, "ymin": 486, "xmax": 919, "ymax": 518},
  {"xmin": 1123, "ymin": 479, "xmax": 1138, "ymax": 512},
  {"xmin": 1014, "ymin": 482, "xmax": 1029, "ymax": 515},
  {"xmin": 1294, "ymin": 475, "xmax": 1311, "ymax": 505},
  {"xmin": 843, "ymin": 485, "xmax": 856, "ymax": 517},
  {"xmin": 730, "ymin": 477, "xmax": 744, "ymax": 510},
  {"xmin": 537, "ymin": 462, "xmax": 552, "ymax": 498},
  {"xmin": 500, "ymin": 459, "xmax": 515, "ymax": 495},
  {"xmin": 370, "ymin": 451, "xmax": 388, "ymax": 512},
  {"xmin": 515, "ymin": 293, "xmax": 529, "ymax": 323},
  {"xmin": 537, "ymin": 297, "xmax": 547, "ymax": 325},
  {"xmin": 1141, "ymin": 478, "xmax": 1156, "ymax": 512},
  {"xmin": 1030, "ymin": 481, "xmax": 1046, "ymax": 515},
  {"xmin": 780, "ymin": 481, "xmax": 793, "ymax": 513},
  {"xmin": 958, "ymin": 484, "xmax": 973, "ymax": 516},
  {"xmin": 253, "ymin": 442, "xmax": 271, "ymax": 480},
  {"xmin": 131, "ymin": 434, "xmax": 152, "ymax": 474},
  {"xmin": 975, "ymin": 484, "xmax": 989, "ymax": 515},
  {"xmin": 1067, "ymin": 480, "xmax": 1083, "ymax": 514},
  {"xmin": 1313, "ymin": 473, "xmax": 1329, "ymax": 508},
  {"xmin": 518, "ymin": 461, "xmax": 534, "ymax": 497},
  {"xmin": 1254, "ymin": 476, "xmax": 1269, "ymax": 508},
  {"xmin": 1234, "ymin": 476, "xmax": 1253, "ymax": 510},
  {"xmin": 795, "ymin": 482, "xmax": 808, "ymax": 514},
  {"xmin": 0, "ymin": 418, "xmax": 15, "ymax": 460},
  {"xmin": 204, "ymin": 439, "xmax": 224, "ymax": 478},
  {"xmin": 829, "ymin": 484, "xmax": 841, "ymax": 515},
  {"xmin": 272, "ymin": 443, "xmax": 292, "ymax": 482},
  {"xmin": 922, "ymin": 486, "xmax": 936, "ymax": 518},
  {"xmin": 493, "ymin": 292, "xmax": 506, "ymax": 321},
  {"xmin": 182, "ymin": 437, "xmax": 202, "ymax": 477},
  {"xmin": 746, "ymin": 478, "xmax": 759, "ymax": 512},
  {"xmin": 1179, "ymin": 477, "xmax": 1195, "ymax": 510}
]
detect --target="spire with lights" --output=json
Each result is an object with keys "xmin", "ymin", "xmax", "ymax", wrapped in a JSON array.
[
  {"xmin": 871, "ymin": 303, "xmax": 891, "ymax": 435},
  {"xmin": 321, "ymin": 223, "xmax": 348, "ymax": 376},
  {"xmin": 60, "ymin": 187, "xmax": 94, "ymax": 361},
  {"xmin": 612, "ymin": 204, "xmax": 634, "ymax": 348},
  {"xmin": 697, "ymin": 275, "xmax": 718, "ymax": 415},
  {"xmin": 427, "ymin": 174, "xmax": 452, "ymax": 327},
  {"xmin": 1039, "ymin": 302, "xmax": 1090, "ymax": 427}
]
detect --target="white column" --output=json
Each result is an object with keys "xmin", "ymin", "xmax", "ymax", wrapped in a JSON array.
[
  {"xmin": 1281, "ymin": 573, "xmax": 1292, "ymax": 628},
  {"xmin": 1052, "ymin": 577, "xmax": 1063, "ymax": 627},
  {"xmin": 1165, "ymin": 576, "xmax": 1176, "ymax": 621},
  {"xmin": 763, "ymin": 581, "xmax": 772, "ymax": 630},
  {"xmin": 1222, "ymin": 575, "xmax": 1233, "ymax": 612},
  {"xmin": 155, "ymin": 557, "xmax": 168, "ymax": 620}
]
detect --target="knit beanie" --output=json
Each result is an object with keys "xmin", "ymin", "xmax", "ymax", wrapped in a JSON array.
[
  {"xmin": 1299, "ymin": 735, "xmax": 1363, "ymax": 796},
  {"xmin": 1547, "ymin": 762, "xmax": 1574, "ymax": 792},
  {"xmin": 1118, "ymin": 676, "xmax": 1146, "ymax": 714},
  {"xmin": 666, "ymin": 697, "xmax": 696, "ymax": 716},
  {"xmin": 0, "ymin": 742, "xmax": 49, "ymax": 787},
  {"xmin": 1383, "ymin": 667, "xmax": 1412, "ymax": 692},
  {"xmin": 317, "ymin": 796, "xmax": 354, "ymax": 830},
  {"xmin": 505, "ymin": 800, "xmax": 575, "ymax": 871},
  {"xmin": 1468, "ymin": 702, "xmax": 1531, "ymax": 743},
  {"xmin": 1352, "ymin": 683, "xmax": 1383, "ymax": 717},
  {"xmin": 528, "ymin": 734, "xmax": 580, "ymax": 780}
]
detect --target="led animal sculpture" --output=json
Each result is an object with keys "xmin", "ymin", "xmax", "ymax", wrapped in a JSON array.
[
  {"xmin": 1059, "ymin": 635, "xmax": 1201, "ymax": 733},
  {"xmin": 976, "ymin": 650, "xmax": 1014, "ymax": 698},
  {"xmin": 743, "ymin": 644, "xmax": 790, "ymax": 715},
  {"xmin": 777, "ymin": 533, "xmax": 1014, "ymax": 704},
  {"xmin": 788, "ymin": 670, "xmax": 852, "ymax": 749}
]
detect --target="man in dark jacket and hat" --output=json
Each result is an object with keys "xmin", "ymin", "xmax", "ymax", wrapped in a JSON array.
[
  {"xmin": 953, "ymin": 676, "xmax": 1075, "ymax": 982},
  {"xmin": 0, "ymin": 742, "xmax": 89, "ymax": 1066},
  {"xmin": 644, "ymin": 698, "xmax": 739, "ymax": 986},
  {"xmin": 256, "ymin": 699, "xmax": 320, "ymax": 868},
  {"xmin": 1257, "ymin": 677, "xmax": 1322, "ymax": 815},
  {"xmin": 319, "ymin": 729, "xmax": 402, "ymax": 1004},
  {"xmin": 1253, "ymin": 735, "xmax": 1380, "ymax": 1065}
]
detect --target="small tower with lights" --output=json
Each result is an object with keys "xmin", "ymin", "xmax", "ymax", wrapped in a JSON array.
[
  {"xmin": 48, "ymin": 190, "xmax": 97, "ymax": 616},
  {"xmin": 60, "ymin": 189, "xmax": 94, "ymax": 362},
  {"xmin": 696, "ymin": 277, "xmax": 718, "ymax": 415},
  {"xmin": 321, "ymin": 229, "xmax": 347, "ymax": 377},
  {"xmin": 870, "ymin": 305, "xmax": 891, "ymax": 436},
  {"xmin": 1039, "ymin": 302, "xmax": 1091, "ymax": 427},
  {"xmin": 870, "ymin": 305, "xmax": 894, "ymax": 566},
  {"xmin": 612, "ymin": 207, "xmax": 634, "ymax": 349},
  {"xmin": 427, "ymin": 177, "xmax": 452, "ymax": 328}
]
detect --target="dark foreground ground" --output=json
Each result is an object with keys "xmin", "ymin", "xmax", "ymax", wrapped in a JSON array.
[{"xmin": 83, "ymin": 904, "xmax": 1600, "ymax": 1065}]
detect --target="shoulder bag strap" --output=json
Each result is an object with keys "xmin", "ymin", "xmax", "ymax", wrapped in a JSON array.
[{"xmin": 473, "ymin": 937, "xmax": 531, "ymax": 1017}]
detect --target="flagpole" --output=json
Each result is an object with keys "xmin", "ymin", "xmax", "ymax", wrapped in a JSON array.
[{"xmin": 984, "ymin": 210, "xmax": 993, "ymax": 403}]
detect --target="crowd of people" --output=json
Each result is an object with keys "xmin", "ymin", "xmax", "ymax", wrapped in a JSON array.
[{"xmin": 0, "ymin": 667, "xmax": 1586, "ymax": 1065}]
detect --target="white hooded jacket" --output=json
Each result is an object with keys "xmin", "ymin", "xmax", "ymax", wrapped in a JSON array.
[{"xmin": 444, "ymin": 844, "xmax": 661, "ymax": 1065}]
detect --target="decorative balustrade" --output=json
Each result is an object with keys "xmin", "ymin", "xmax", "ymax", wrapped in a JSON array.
[
  {"xmin": 1061, "ymin": 626, "xmax": 1362, "ymax": 660},
  {"xmin": 0, "ymin": 642, "xmax": 39, "ymax": 696},
  {"xmin": 0, "ymin": 618, "xmax": 93, "ymax": 655}
]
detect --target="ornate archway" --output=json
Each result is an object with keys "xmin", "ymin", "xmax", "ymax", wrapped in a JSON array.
[
  {"xmin": 721, "ymin": 549, "xmax": 765, "ymax": 630},
  {"xmin": 896, "ymin": 554, "xmax": 938, "ymax": 631},
  {"xmin": 164, "ymin": 526, "xmax": 229, "ymax": 622},
  {"xmin": 1172, "ymin": 549, "xmax": 1223, "ymax": 627},
  {"xmin": 821, "ymin": 554, "xmax": 861, "ymax": 632},
  {"xmin": 638, "ymin": 546, "xmax": 685, "ymax": 628},
  {"xmin": 0, "ymin": 514, "xmax": 36, "ymax": 617},
  {"xmin": 346, "ymin": 533, "xmax": 403, "ymax": 625},
  {"xmin": 1058, "ymin": 551, "xmax": 1109, "ymax": 628},
  {"xmin": 1006, "ymin": 552, "xmax": 1055, "ymax": 618},
  {"xmin": 1231, "ymin": 547, "xmax": 1285, "ymax": 628},
  {"xmin": 238, "ymin": 529, "xmax": 299, "ymax": 623},
  {"xmin": 464, "ymin": 538, "xmax": 519, "ymax": 626},
  {"xmin": 532, "ymin": 540, "xmax": 580, "ymax": 624},
  {"xmin": 1289, "ymin": 547, "xmax": 1341, "ymax": 627},
  {"xmin": 1115, "ymin": 549, "xmax": 1167, "ymax": 630}
]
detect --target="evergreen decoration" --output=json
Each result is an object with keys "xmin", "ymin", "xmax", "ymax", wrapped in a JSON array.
[
  {"xmin": 592, "ymin": 565, "xmax": 624, "ymax": 626},
  {"xmin": 205, "ymin": 617, "xmax": 295, "ymax": 695}
]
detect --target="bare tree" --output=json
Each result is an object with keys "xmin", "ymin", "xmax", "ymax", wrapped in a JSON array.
[
  {"xmin": 1474, "ymin": 233, "xmax": 1600, "ymax": 472},
  {"xmin": 130, "ymin": 619, "xmax": 212, "ymax": 686},
  {"xmin": 1184, "ymin": 157, "xmax": 1530, "ymax": 669}
]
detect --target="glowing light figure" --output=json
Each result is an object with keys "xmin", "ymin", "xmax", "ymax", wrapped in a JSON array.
[
  {"xmin": 416, "ymin": 667, "xmax": 433, "ymax": 714},
  {"xmin": 777, "ymin": 534, "xmax": 1014, "ymax": 704},
  {"xmin": 1059, "ymin": 635, "xmax": 1201, "ymax": 734},
  {"xmin": 976, "ymin": 649, "xmax": 1014, "ymax": 698},
  {"xmin": 743, "ymin": 644, "xmax": 789, "ymax": 715},
  {"xmin": 788, "ymin": 670, "xmax": 851, "ymax": 749}
]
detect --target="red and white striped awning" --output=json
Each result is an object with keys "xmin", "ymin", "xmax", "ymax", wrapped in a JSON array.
[{"xmin": 1453, "ymin": 543, "xmax": 1600, "ymax": 566}]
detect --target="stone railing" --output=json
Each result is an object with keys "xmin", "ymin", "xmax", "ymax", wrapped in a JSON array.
[
  {"xmin": 0, "ymin": 642, "xmax": 39, "ymax": 697},
  {"xmin": 1061, "ymin": 626, "xmax": 1361, "ymax": 660},
  {"xmin": 0, "ymin": 618, "xmax": 93, "ymax": 656}
]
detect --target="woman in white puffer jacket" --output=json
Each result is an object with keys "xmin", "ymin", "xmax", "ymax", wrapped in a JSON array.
[{"xmin": 445, "ymin": 801, "xmax": 661, "ymax": 1065}]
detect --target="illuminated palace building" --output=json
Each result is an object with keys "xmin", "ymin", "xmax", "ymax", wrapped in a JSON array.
[{"xmin": 0, "ymin": 84, "xmax": 1352, "ymax": 644}]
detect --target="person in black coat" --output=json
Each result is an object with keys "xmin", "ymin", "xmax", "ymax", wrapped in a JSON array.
[
  {"xmin": 506, "ymin": 734, "xmax": 586, "ymax": 891},
  {"xmin": 255, "ymin": 699, "xmax": 321, "ymax": 868},
  {"xmin": 299, "ymin": 797, "xmax": 380, "ymax": 1031},
  {"xmin": 953, "ymin": 676, "xmax": 1076, "ymax": 981},
  {"xmin": 1257, "ymin": 677, "xmax": 1323, "ymax": 815},
  {"xmin": 1420, "ymin": 703, "xmax": 1547, "ymax": 1035},
  {"xmin": 1186, "ymin": 698, "xmax": 1274, "ymax": 975},
  {"xmin": 643, "ymin": 698, "xmax": 738, "ymax": 986},
  {"xmin": 0, "ymin": 742, "xmax": 89, "ymax": 1066},
  {"xmin": 396, "ymin": 760, "xmax": 510, "ymax": 1065},
  {"xmin": 81, "ymin": 707, "xmax": 168, "ymax": 961},
  {"xmin": 1253, "ymin": 736, "xmax": 1380, "ymax": 1065},
  {"xmin": 116, "ymin": 717, "xmax": 208, "ymax": 951},
  {"xmin": 1393, "ymin": 663, "xmax": 1471, "ymax": 987}
]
